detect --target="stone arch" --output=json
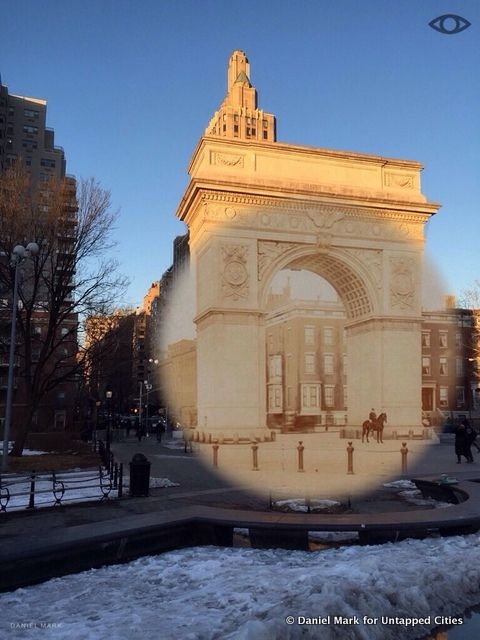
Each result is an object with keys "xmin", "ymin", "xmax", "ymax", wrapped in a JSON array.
[{"xmin": 259, "ymin": 245, "xmax": 379, "ymax": 321}]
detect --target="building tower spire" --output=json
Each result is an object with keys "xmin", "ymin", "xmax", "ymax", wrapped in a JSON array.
[{"xmin": 205, "ymin": 50, "xmax": 276, "ymax": 142}]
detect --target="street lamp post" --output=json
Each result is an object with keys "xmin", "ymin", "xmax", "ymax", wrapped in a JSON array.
[
  {"xmin": 2, "ymin": 242, "xmax": 39, "ymax": 470},
  {"xmin": 144, "ymin": 380, "xmax": 153, "ymax": 436},
  {"xmin": 105, "ymin": 390, "xmax": 113, "ymax": 455}
]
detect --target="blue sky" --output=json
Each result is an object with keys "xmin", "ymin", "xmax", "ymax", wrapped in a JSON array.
[{"xmin": 2, "ymin": 0, "xmax": 479, "ymax": 307}]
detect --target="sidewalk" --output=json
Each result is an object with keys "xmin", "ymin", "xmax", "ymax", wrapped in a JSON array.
[{"xmin": 1, "ymin": 435, "xmax": 477, "ymax": 539}]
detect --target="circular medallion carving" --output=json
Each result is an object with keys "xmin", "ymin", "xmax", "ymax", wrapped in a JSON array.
[
  {"xmin": 225, "ymin": 207, "xmax": 237, "ymax": 219},
  {"xmin": 224, "ymin": 261, "xmax": 248, "ymax": 286}
]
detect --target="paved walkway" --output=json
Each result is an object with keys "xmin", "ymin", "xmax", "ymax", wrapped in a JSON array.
[{"xmin": 1, "ymin": 434, "xmax": 477, "ymax": 540}]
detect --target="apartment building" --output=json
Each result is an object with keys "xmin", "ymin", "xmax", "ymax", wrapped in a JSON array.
[{"xmin": 0, "ymin": 74, "xmax": 77, "ymax": 433}]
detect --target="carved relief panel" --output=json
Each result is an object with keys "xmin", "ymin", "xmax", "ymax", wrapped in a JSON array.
[
  {"xmin": 389, "ymin": 256, "xmax": 418, "ymax": 311},
  {"xmin": 221, "ymin": 244, "xmax": 249, "ymax": 300}
]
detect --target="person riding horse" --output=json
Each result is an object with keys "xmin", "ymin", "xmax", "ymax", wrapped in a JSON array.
[{"xmin": 362, "ymin": 410, "xmax": 387, "ymax": 443}]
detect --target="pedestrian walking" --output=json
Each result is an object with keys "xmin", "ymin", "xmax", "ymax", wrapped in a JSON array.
[{"xmin": 455, "ymin": 422, "xmax": 472, "ymax": 463}]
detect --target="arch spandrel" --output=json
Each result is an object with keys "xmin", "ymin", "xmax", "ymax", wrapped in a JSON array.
[{"xmin": 258, "ymin": 243, "xmax": 380, "ymax": 322}]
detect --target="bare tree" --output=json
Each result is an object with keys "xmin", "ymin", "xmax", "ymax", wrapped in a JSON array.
[{"xmin": 0, "ymin": 166, "xmax": 128, "ymax": 455}]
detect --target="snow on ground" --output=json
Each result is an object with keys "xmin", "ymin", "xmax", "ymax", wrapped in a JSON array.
[
  {"xmin": 2, "ymin": 535, "xmax": 480, "ymax": 639},
  {"xmin": 384, "ymin": 480, "xmax": 418, "ymax": 490},
  {"xmin": 274, "ymin": 498, "xmax": 341, "ymax": 512},
  {"xmin": 149, "ymin": 477, "xmax": 179, "ymax": 488},
  {"xmin": 0, "ymin": 469, "xmax": 113, "ymax": 510},
  {"xmin": 398, "ymin": 489, "xmax": 453, "ymax": 509},
  {"xmin": 4, "ymin": 441, "xmax": 52, "ymax": 456},
  {"xmin": 383, "ymin": 480, "xmax": 454, "ymax": 508},
  {"xmin": 161, "ymin": 440, "xmax": 187, "ymax": 450}
]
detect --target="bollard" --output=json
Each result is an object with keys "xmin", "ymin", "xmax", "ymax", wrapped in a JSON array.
[
  {"xmin": 212, "ymin": 441, "xmax": 219, "ymax": 467},
  {"xmin": 305, "ymin": 495, "xmax": 311, "ymax": 513},
  {"xmin": 297, "ymin": 441, "xmax": 305, "ymax": 472},
  {"xmin": 27, "ymin": 473, "xmax": 35, "ymax": 509},
  {"xmin": 251, "ymin": 441, "xmax": 259, "ymax": 471},
  {"xmin": 347, "ymin": 441, "xmax": 354, "ymax": 475},
  {"xmin": 401, "ymin": 442, "xmax": 408, "ymax": 474}
]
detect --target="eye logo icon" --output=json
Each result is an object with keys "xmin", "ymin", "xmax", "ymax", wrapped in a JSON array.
[{"xmin": 429, "ymin": 14, "xmax": 471, "ymax": 35}]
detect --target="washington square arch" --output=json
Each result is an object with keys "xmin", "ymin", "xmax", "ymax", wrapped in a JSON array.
[{"xmin": 170, "ymin": 50, "xmax": 440, "ymax": 451}]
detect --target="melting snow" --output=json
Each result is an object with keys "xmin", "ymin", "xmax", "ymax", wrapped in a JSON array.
[{"xmin": 1, "ymin": 535, "xmax": 480, "ymax": 639}]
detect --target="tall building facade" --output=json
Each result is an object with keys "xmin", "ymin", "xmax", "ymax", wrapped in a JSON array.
[
  {"xmin": 0, "ymin": 75, "xmax": 66, "ymax": 181},
  {"xmin": 1, "ymin": 74, "xmax": 77, "ymax": 434}
]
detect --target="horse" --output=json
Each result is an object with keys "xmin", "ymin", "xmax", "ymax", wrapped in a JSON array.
[{"xmin": 362, "ymin": 412, "xmax": 387, "ymax": 443}]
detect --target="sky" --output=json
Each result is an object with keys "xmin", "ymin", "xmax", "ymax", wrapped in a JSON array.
[{"xmin": 2, "ymin": 0, "xmax": 479, "ymax": 308}]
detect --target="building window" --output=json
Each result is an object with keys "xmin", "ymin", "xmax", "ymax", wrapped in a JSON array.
[
  {"xmin": 456, "ymin": 357, "xmax": 464, "ymax": 377},
  {"xmin": 263, "ymin": 131, "xmax": 268, "ymax": 139},
  {"xmin": 23, "ymin": 125, "xmax": 38, "ymax": 135},
  {"xmin": 233, "ymin": 125, "xmax": 238, "ymax": 135},
  {"xmin": 54, "ymin": 410, "xmax": 66, "ymax": 430},
  {"xmin": 61, "ymin": 327, "xmax": 69, "ymax": 336},
  {"xmin": 40, "ymin": 158, "xmax": 56, "ymax": 168},
  {"xmin": 304, "ymin": 353, "xmax": 315, "ymax": 374},
  {"xmin": 324, "ymin": 353, "xmax": 334, "ymax": 375},
  {"xmin": 456, "ymin": 386, "xmax": 465, "ymax": 408},
  {"xmin": 324, "ymin": 385, "xmax": 335, "ymax": 408},
  {"xmin": 301, "ymin": 384, "xmax": 320, "ymax": 408},
  {"xmin": 268, "ymin": 385, "xmax": 283, "ymax": 412},
  {"xmin": 439, "ymin": 357, "xmax": 448, "ymax": 376},
  {"xmin": 422, "ymin": 356, "xmax": 431, "ymax": 376},
  {"xmin": 22, "ymin": 140, "xmax": 38, "ymax": 149},
  {"xmin": 24, "ymin": 108, "xmax": 39, "ymax": 119},
  {"xmin": 268, "ymin": 334, "xmax": 274, "ymax": 351},
  {"xmin": 439, "ymin": 386, "xmax": 449, "ymax": 408},
  {"xmin": 268, "ymin": 355, "xmax": 282, "ymax": 380},
  {"xmin": 324, "ymin": 327, "xmax": 334, "ymax": 346},
  {"xmin": 455, "ymin": 332, "xmax": 462, "ymax": 348},
  {"xmin": 33, "ymin": 326, "xmax": 42, "ymax": 336},
  {"xmin": 343, "ymin": 385, "xmax": 348, "ymax": 409},
  {"xmin": 422, "ymin": 332, "xmax": 430, "ymax": 348},
  {"xmin": 304, "ymin": 325, "xmax": 314, "ymax": 345},
  {"xmin": 439, "ymin": 331, "xmax": 448, "ymax": 348},
  {"xmin": 251, "ymin": 128, "xmax": 256, "ymax": 136}
]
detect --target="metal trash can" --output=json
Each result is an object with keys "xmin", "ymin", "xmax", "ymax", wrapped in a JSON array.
[{"xmin": 129, "ymin": 453, "xmax": 151, "ymax": 497}]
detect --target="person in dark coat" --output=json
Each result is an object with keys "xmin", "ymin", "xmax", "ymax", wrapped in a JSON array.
[
  {"xmin": 463, "ymin": 419, "xmax": 478, "ymax": 460},
  {"xmin": 455, "ymin": 422, "xmax": 471, "ymax": 463}
]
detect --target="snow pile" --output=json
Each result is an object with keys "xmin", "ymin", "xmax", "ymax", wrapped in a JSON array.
[
  {"xmin": 274, "ymin": 498, "xmax": 341, "ymax": 512},
  {"xmin": 2, "ymin": 535, "xmax": 480, "ymax": 639},
  {"xmin": 148, "ymin": 477, "xmax": 179, "ymax": 488},
  {"xmin": 398, "ymin": 489, "xmax": 453, "ymax": 509},
  {"xmin": 161, "ymin": 440, "xmax": 187, "ymax": 450},
  {"xmin": 5, "ymin": 441, "xmax": 52, "ymax": 456},
  {"xmin": 383, "ymin": 480, "xmax": 417, "ymax": 490}
]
